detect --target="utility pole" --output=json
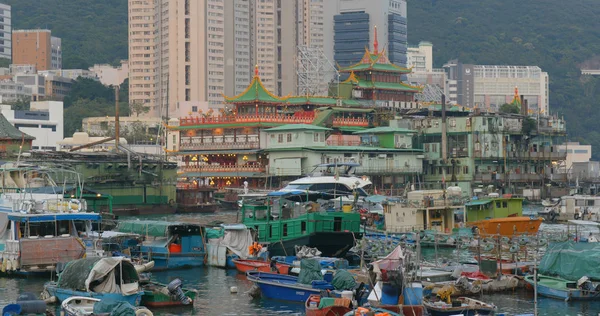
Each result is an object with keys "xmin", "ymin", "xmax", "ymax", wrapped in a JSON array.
[{"xmin": 115, "ymin": 86, "xmax": 120, "ymax": 151}]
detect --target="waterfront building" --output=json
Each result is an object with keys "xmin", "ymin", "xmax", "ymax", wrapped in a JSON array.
[
  {"xmin": 556, "ymin": 142, "xmax": 591, "ymax": 175},
  {"xmin": 168, "ymin": 35, "xmax": 423, "ymax": 190},
  {"xmin": 89, "ymin": 60, "xmax": 129, "ymax": 86},
  {"xmin": 0, "ymin": 3, "xmax": 11, "ymax": 60},
  {"xmin": 0, "ymin": 101, "xmax": 63, "ymax": 151},
  {"xmin": 12, "ymin": 30, "xmax": 61, "ymax": 71},
  {"xmin": 399, "ymin": 105, "xmax": 567, "ymax": 196},
  {"xmin": 323, "ymin": 0, "xmax": 408, "ymax": 67},
  {"xmin": 444, "ymin": 60, "xmax": 549, "ymax": 114}
]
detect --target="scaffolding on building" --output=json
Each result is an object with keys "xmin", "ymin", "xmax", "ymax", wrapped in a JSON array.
[
  {"xmin": 296, "ymin": 45, "xmax": 339, "ymax": 96},
  {"xmin": 415, "ymin": 84, "xmax": 444, "ymax": 103}
]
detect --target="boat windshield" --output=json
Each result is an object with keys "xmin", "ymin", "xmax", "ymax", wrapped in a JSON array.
[{"xmin": 282, "ymin": 184, "xmax": 312, "ymax": 190}]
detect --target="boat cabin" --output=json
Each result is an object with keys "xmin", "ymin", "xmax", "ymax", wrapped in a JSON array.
[
  {"xmin": 385, "ymin": 189, "xmax": 463, "ymax": 233},
  {"xmin": 0, "ymin": 212, "xmax": 101, "ymax": 273},
  {"xmin": 116, "ymin": 220, "xmax": 206, "ymax": 270},
  {"xmin": 465, "ymin": 197, "xmax": 523, "ymax": 222}
]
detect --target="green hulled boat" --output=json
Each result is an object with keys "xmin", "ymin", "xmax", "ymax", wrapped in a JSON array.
[{"xmin": 141, "ymin": 280, "xmax": 197, "ymax": 308}]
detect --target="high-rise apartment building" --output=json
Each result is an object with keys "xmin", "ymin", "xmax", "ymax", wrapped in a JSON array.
[
  {"xmin": 129, "ymin": 0, "xmax": 308, "ymax": 118},
  {"xmin": 0, "ymin": 3, "xmax": 11, "ymax": 60},
  {"xmin": 323, "ymin": 0, "xmax": 408, "ymax": 68},
  {"xmin": 128, "ymin": 0, "xmax": 155, "ymax": 115},
  {"xmin": 12, "ymin": 30, "xmax": 61, "ymax": 71}
]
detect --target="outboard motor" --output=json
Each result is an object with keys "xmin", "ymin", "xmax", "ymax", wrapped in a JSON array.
[{"xmin": 167, "ymin": 279, "xmax": 192, "ymax": 305}]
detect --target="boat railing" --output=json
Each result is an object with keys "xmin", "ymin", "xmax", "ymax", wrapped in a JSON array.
[
  {"xmin": 180, "ymin": 164, "xmax": 266, "ymax": 173},
  {"xmin": 385, "ymin": 225, "xmax": 427, "ymax": 233}
]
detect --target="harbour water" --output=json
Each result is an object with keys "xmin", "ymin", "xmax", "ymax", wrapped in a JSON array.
[{"xmin": 2, "ymin": 209, "xmax": 600, "ymax": 315}]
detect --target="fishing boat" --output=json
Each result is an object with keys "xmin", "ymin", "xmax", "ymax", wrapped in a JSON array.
[
  {"xmin": 175, "ymin": 185, "xmax": 218, "ymax": 214},
  {"xmin": 116, "ymin": 220, "xmax": 206, "ymax": 270},
  {"xmin": 525, "ymin": 241, "xmax": 600, "ymax": 301},
  {"xmin": 241, "ymin": 163, "xmax": 365, "ymax": 257},
  {"xmin": 246, "ymin": 271, "xmax": 333, "ymax": 302},
  {"xmin": 43, "ymin": 257, "xmax": 144, "ymax": 306},
  {"xmin": 524, "ymin": 274, "xmax": 600, "ymax": 301},
  {"xmin": 232, "ymin": 259, "xmax": 290, "ymax": 274},
  {"xmin": 61, "ymin": 296, "xmax": 153, "ymax": 316},
  {"xmin": 0, "ymin": 210, "xmax": 102, "ymax": 275},
  {"xmin": 422, "ymin": 297, "xmax": 497, "ymax": 316},
  {"xmin": 465, "ymin": 193, "xmax": 542, "ymax": 236},
  {"xmin": 205, "ymin": 223, "xmax": 256, "ymax": 269},
  {"xmin": 141, "ymin": 279, "xmax": 196, "ymax": 308}
]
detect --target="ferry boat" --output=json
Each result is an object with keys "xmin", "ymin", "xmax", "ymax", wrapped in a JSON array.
[{"xmin": 241, "ymin": 163, "xmax": 366, "ymax": 257}]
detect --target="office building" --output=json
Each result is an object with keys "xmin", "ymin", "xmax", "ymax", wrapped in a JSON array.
[
  {"xmin": 557, "ymin": 142, "xmax": 592, "ymax": 174},
  {"xmin": 406, "ymin": 41, "xmax": 447, "ymax": 101},
  {"xmin": 0, "ymin": 100, "xmax": 63, "ymax": 151},
  {"xmin": 38, "ymin": 69, "xmax": 97, "ymax": 81},
  {"xmin": 0, "ymin": 3, "xmax": 11, "ymax": 60},
  {"xmin": 407, "ymin": 41, "xmax": 432, "ymax": 72},
  {"xmin": 324, "ymin": 0, "xmax": 408, "ymax": 67},
  {"xmin": 14, "ymin": 74, "xmax": 45, "ymax": 100},
  {"xmin": 43, "ymin": 74, "xmax": 72, "ymax": 100},
  {"xmin": 12, "ymin": 30, "xmax": 61, "ymax": 71},
  {"xmin": 444, "ymin": 61, "xmax": 549, "ymax": 113}
]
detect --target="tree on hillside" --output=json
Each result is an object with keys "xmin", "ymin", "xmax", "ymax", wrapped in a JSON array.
[
  {"xmin": 499, "ymin": 103, "xmax": 520, "ymax": 114},
  {"xmin": 130, "ymin": 101, "xmax": 150, "ymax": 117},
  {"xmin": 3, "ymin": 97, "xmax": 32, "ymax": 111},
  {"xmin": 63, "ymin": 78, "xmax": 116, "ymax": 108},
  {"xmin": 63, "ymin": 98, "xmax": 130, "ymax": 137}
]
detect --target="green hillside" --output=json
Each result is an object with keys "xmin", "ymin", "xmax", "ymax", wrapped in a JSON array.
[
  {"xmin": 408, "ymin": 0, "xmax": 600, "ymax": 159},
  {"xmin": 5, "ymin": 0, "xmax": 128, "ymax": 68}
]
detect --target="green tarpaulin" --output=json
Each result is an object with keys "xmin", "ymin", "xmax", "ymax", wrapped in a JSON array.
[
  {"xmin": 331, "ymin": 269, "xmax": 357, "ymax": 291},
  {"xmin": 539, "ymin": 242, "xmax": 600, "ymax": 281},
  {"xmin": 116, "ymin": 220, "xmax": 172, "ymax": 237},
  {"xmin": 297, "ymin": 258, "xmax": 323, "ymax": 285}
]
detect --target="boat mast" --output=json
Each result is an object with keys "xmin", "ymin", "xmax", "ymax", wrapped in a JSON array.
[{"xmin": 534, "ymin": 233, "xmax": 538, "ymax": 316}]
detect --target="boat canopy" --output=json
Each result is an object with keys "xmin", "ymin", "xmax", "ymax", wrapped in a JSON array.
[
  {"xmin": 57, "ymin": 257, "xmax": 140, "ymax": 295},
  {"xmin": 267, "ymin": 190, "xmax": 308, "ymax": 197},
  {"xmin": 117, "ymin": 220, "xmax": 203, "ymax": 237},
  {"xmin": 464, "ymin": 200, "xmax": 492, "ymax": 207},
  {"xmin": 7, "ymin": 213, "xmax": 101, "ymax": 223},
  {"xmin": 539, "ymin": 241, "xmax": 600, "ymax": 281}
]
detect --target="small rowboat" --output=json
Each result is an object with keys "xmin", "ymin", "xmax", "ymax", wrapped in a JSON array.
[
  {"xmin": 423, "ymin": 297, "xmax": 497, "ymax": 316},
  {"xmin": 232, "ymin": 259, "xmax": 290, "ymax": 275},
  {"xmin": 305, "ymin": 294, "xmax": 352, "ymax": 316}
]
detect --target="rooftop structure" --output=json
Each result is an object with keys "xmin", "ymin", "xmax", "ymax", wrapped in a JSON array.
[{"xmin": 0, "ymin": 101, "xmax": 63, "ymax": 151}]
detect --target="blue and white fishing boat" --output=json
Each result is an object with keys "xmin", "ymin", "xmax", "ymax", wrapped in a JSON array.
[
  {"xmin": 116, "ymin": 220, "xmax": 206, "ymax": 270},
  {"xmin": 246, "ymin": 271, "xmax": 333, "ymax": 302},
  {"xmin": 0, "ymin": 210, "xmax": 101, "ymax": 275},
  {"xmin": 43, "ymin": 257, "xmax": 144, "ymax": 306}
]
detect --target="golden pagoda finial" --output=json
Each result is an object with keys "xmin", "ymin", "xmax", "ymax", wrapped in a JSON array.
[
  {"xmin": 373, "ymin": 25, "xmax": 379, "ymax": 55},
  {"xmin": 511, "ymin": 86, "xmax": 522, "ymax": 106}
]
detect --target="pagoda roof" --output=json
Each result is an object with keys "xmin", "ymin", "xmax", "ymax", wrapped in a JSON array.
[
  {"xmin": 339, "ymin": 48, "xmax": 412, "ymax": 74},
  {"xmin": 354, "ymin": 126, "xmax": 416, "ymax": 134},
  {"xmin": 265, "ymin": 124, "xmax": 331, "ymax": 132},
  {"xmin": 223, "ymin": 66, "xmax": 284, "ymax": 103},
  {"xmin": 0, "ymin": 113, "xmax": 35, "ymax": 140},
  {"xmin": 286, "ymin": 96, "xmax": 363, "ymax": 107}
]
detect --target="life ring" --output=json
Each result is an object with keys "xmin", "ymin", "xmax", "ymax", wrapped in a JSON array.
[{"xmin": 69, "ymin": 199, "xmax": 82, "ymax": 212}]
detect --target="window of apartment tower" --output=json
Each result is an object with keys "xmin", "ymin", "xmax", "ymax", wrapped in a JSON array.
[
  {"xmin": 278, "ymin": 134, "xmax": 283, "ymax": 143},
  {"xmin": 185, "ymin": 0, "xmax": 190, "ymax": 15},
  {"xmin": 192, "ymin": 106, "xmax": 198, "ymax": 112},
  {"xmin": 286, "ymin": 133, "xmax": 292, "ymax": 142},
  {"xmin": 185, "ymin": 89, "xmax": 190, "ymax": 101}
]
